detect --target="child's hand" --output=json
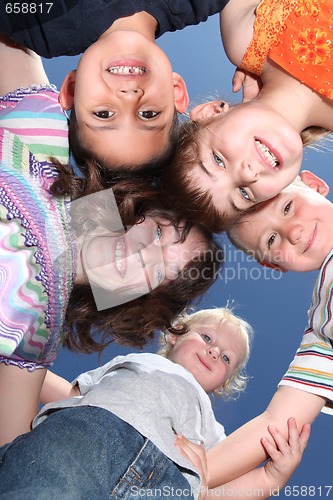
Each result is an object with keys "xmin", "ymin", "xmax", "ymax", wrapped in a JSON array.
[
  {"xmin": 232, "ymin": 68, "xmax": 262, "ymax": 102},
  {"xmin": 175, "ymin": 434, "xmax": 208, "ymax": 499},
  {"xmin": 261, "ymin": 417, "xmax": 311, "ymax": 489}
]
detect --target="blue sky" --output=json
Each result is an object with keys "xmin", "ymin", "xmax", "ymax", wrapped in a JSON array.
[{"xmin": 44, "ymin": 14, "xmax": 332, "ymax": 497}]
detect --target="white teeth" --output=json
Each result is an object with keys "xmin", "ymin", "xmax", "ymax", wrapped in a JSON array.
[
  {"xmin": 108, "ymin": 66, "xmax": 146, "ymax": 75},
  {"xmin": 115, "ymin": 239, "xmax": 126, "ymax": 277},
  {"xmin": 255, "ymin": 139, "xmax": 279, "ymax": 168}
]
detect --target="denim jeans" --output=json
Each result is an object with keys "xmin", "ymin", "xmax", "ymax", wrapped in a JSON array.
[{"xmin": 0, "ymin": 406, "xmax": 194, "ymax": 499}]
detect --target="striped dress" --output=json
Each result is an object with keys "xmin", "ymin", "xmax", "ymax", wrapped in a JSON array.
[
  {"xmin": 0, "ymin": 85, "xmax": 75, "ymax": 370},
  {"xmin": 280, "ymin": 249, "xmax": 333, "ymax": 415}
]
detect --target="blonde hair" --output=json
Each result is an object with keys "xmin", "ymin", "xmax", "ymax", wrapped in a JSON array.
[{"xmin": 158, "ymin": 307, "xmax": 253, "ymax": 400}]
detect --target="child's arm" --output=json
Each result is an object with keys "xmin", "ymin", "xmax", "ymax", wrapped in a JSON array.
[
  {"xmin": 40, "ymin": 370, "xmax": 80, "ymax": 405},
  {"xmin": 219, "ymin": 0, "xmax": 259, "ymax": 68},
  {"xmin": 207, "ymin": 418, "xmax": 310, "ymax": 499},
  {"xmin": 207, "ymin": 386, "xmax": 324, "ymax": 488},
  {"xmin": 175, "ymin": 417, "xmax": 310, "ymax": 499},
  {"xmin": 0, "ymin": 33, "xmax": 49, "ymax": 95}
]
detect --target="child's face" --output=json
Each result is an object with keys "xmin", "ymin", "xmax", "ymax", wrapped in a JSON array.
[
  {"xmin": 169, "ymin": 318, "xmax": 245, "ymax": 393},
  {"xmin": 60, "ymin": 31, "xmax": 188, "ymax": 168},
  {"xmin": 78, "ymin": 217, "xmax": 208, "ymax": 309},
  {"xmin": 231, "ymin": 174, "xmax": 333, "ymax": 272},
  {"xmin": 190, "ymin": 101, "xmax": 303, "ymax": 218}
]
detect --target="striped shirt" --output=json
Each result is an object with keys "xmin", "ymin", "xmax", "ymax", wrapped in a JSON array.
[
  {"xmin": 280, "ymin": 249, "xmax": 333, "ymax": 415},
  {"xmin": 0, "ymin": 85, "xmax": 74, "ymax": 369},
  {"xmin": 0, "ymin": 84, "xmax": 68, "ymax": 165}
]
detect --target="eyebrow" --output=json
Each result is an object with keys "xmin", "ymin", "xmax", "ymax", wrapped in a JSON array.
[
  {"xmin": 85, "ymin": 122, "xmax": 167, "ymax": 132},
  {"xmin": 199, "ymin": 161, "xmax": 213, "ymax": 178}
]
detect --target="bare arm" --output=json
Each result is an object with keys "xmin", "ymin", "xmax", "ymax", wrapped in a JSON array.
[
  {"xmin": 207, "ymin": 386, "xmax": 325, "ymax": 488},
  {"xmin": 219, "ymin": 0, "xmax": 258, "ymax": 67},
  {"xmin": 0, "ymin": 34, "xmax": 48, "ymax": 95},
  {"xmin": 40, "ymin": 370, "xmax": 80, "ymax": 405},
  {"xmin": 175, "ymin": 417, "xmax": 310, "ymax": 500}
]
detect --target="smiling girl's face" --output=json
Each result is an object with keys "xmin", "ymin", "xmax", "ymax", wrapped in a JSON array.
[
  {"xmin": 189, "ymin": 100, "xmax": 304, "ymax": 218},
  {"xmin": 77, "ymin": 217, "xmax": 207, "ymax": 309}
]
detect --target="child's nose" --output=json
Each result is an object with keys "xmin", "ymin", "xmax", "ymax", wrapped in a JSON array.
[
  {"xmin": 286, "ymin": 223, "xmax": 303, "ymax": 245},
  {"xmin": 116, "ymin": 88, "xmax": 144, "ymax": 100},
  {"xmin": 208, "ymin": 346, "xmax": 219, "ymax": 361},
  {"xmin": 239, "ymin": 161, "xmax": 262, "ymax": 183}
]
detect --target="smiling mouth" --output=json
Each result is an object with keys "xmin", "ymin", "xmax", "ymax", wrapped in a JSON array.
[
  {"xmin": 108, "ymin": 65, "xmax": 146, "ymax": 75},
  {"xmin": 303, "ymin": 224, "xmax": 317, "ymax": 254},
  {"xmin": 197, "ymin": 355, "xmax": 210, "ymax": 370},
  {"xmin": 115, "ymin": 237, "xmax": 126, "ymax": 277},
  {"xmin": 255, "ymin": 139, "xmax": 280, "ymax": 169}
]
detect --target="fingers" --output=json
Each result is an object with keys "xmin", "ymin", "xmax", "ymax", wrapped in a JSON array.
[
  {"xmin": 299, "ymin": 422, "xmax": 311, "ymax": 451},
  {"xmin": 261, "ymin": 417, "xmax": 311, "ymax": 461},
  {"xmin": 231, "ymin": 68, "xmax": 262, "ymax": 102},
  {"xmin": 174, "ymin": 434, "xmax": 207, "ymax": 478},
  {"xmin": 232, "ymin": 68, "xmax": 245, "ymax": 93}
]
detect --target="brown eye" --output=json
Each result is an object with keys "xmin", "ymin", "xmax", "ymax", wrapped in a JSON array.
[
  {"xmin": 138, "ymin": 110, "xmax": 159, "ymax": 119},
  {"xmin": 94, "ymin": 110, "xmax": 114, "ymax": 119},
  {"xmin": 267, "ymin": 234, "xmax": 276, "ymax": 249}
]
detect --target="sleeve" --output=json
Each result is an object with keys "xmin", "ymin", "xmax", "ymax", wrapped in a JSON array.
[
  {"xmin": 279, "ymin": 253, "xmax": 333, "ymax": 415},
  {"xmin": 73, "ymin": 355, "xmax": 127, "ymax": 395},
  {"xmin": 0, "ymin": 87, "xmax": 69, "ymax": 165}
]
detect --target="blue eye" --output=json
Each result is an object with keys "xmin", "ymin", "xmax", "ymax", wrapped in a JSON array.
[
  {"xmin": 201, "ymin": 333, "xmax": 212, "ymax": 343},
  {"xmin": 213, "ymin": 153, "xmax": 225, "ymax": 168},
  {"xmin": 156, "ymin": 225, "xmax": 162, "ymax": 240},
  {"xmin": 239, "ymin": 187, "xmax": 251, "ymax": 201},
  {"xmin": 221, "ymin": 354, "xmax": 230, "ymax": 364}
]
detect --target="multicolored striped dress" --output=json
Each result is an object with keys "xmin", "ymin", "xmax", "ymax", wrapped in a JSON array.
[
  {"xmin": 0, "ymin": 85, "xmax": 75, "ymax": 370},
  {"xmin": 280, "ymin": 249, "xmax": 333, "ymax": 415}
]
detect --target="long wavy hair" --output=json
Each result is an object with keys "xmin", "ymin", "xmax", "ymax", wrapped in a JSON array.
[{"xmin": 50, "ymin": 165, "xmax": 223, "ymax": 352}]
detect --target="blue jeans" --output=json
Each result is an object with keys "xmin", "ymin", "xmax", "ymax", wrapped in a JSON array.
[{"xmin": 0, "ymin": 406, "xmax": 194, "ymax": 499}]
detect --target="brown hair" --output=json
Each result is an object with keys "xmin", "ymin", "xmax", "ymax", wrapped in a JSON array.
[
  {"xmin": 65, "ymin": 234, "xmax": 223, "ymax": 352},
  {"xmin": 160, "ymin": 119, "xmax": 231, "ymax": 233},
  {"xmin": 52, "ymin": 176, "xmax": 224, "ymax": 352}
]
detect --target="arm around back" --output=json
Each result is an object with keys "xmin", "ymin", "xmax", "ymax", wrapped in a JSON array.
[{"xmin": 207, "ymin": 386, "xmax": 325, "ymax": 488}]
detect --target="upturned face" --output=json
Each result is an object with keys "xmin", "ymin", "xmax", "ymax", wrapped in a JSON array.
[
  {"xmin": 189, "ymin": 100, "xmax": 304, "ymax": 218},
  {"xmin": 61, "ymin": 30, "xmax": 188, "ymax": 169},
  {"xmin": 231, "ymin": 176, "xmax": 333, "ymax": 272},
  {"xmin": 169, "ymin": 319, "xmax": 246, "ymax": 393}
]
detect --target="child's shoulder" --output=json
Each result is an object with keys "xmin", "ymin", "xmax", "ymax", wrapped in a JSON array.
[{"xmin": 220, "ymin": 0, "xmax": 259, "ymax": 67}]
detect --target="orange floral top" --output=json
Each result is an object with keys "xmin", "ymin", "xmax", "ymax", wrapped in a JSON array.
[{"xmin": 241, "ymin": 0, "xmax": 333, "ymax": 101}]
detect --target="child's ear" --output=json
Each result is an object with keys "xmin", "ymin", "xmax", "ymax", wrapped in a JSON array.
[
  {"xmin": 167, "ymin": 333, "xmax": 180, "ymax": 345},
  {"xmin": 190, "ymin": 100, "xmax": 230, "ymax": 122},
  {"xmin": 172, "ymin": 73, "xmax": 189, "ymax": 114},
  {"xmin": 59, "ymin": 70, "xmax": 76, "ymax": 110},
  {"xmin": 300, "ymin": 170, "xmax": 329, "ymax": 196},
  {"xmin": 258, "ymin": 260, "xmax": 288, "ymax": 273}
]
